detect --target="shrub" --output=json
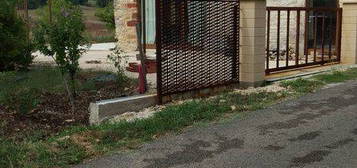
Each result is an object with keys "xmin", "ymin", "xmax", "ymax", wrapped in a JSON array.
[
  {"xmin": 95, "ymin": 3, "xmax": 115, "ymax": 29},
  {"xmin": 28, "ymin": 0, "xmax": 88, "ymax": 9},
  {"xmin": 0, "ymin": 0, "xmax": 34, "ymax": 71},
  {"xmin": 28, "ymin": 0, "xmax": 48, "ymax": 9},
  {"xmin": 70, "ymin": 0, "xmax": 89, "ymax": 5},
  {"xmin": 107, "ymin": 46, "xmax": 129, "ymax": 86},
  {"xmin": 96, "ymin": 0, "xmax": 112, "ymax": 8}
]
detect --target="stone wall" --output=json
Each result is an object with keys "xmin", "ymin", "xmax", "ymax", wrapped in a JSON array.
[{"xmin": 114, "ymin": 0, "xmax": 138, "ymax": 53}]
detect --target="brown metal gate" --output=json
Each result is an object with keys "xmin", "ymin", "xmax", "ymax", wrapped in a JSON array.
[
  {"xmin": 156, "ymin": 0, "xmax": 240, "ymax": 103},
  {"xmin": 266, "ymin": 7, "xmax": 342, "ymax": 74}
]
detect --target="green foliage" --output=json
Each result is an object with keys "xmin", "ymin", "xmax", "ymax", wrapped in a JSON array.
[
  {"xmin": 28, "ymin": 0, "xmax": 88, "ymax": 9},
  {"xmin": 70, "ymin": 0, "xmax": 89, "ymax": 5},
  {"xmin": 107, "ymin": 46, "xmax": 131, "ymax": 86},
  {"xmin": 95, "ymin": 3, "xmax": 115, "ymax": 29},
  {"xmin": 28, "ymin": 0, "xmax": 48, "ymax": 9},
  {"xmin": 34, "ymin": 0, "xmax": 89, "ymax": 96},
  {"xmin": 0, "ymin": 0, "xmax": 34, "ymax": 71},
  {"xmin": 96, "ymin": 0, "xmax": 112, "ymax": 8}
]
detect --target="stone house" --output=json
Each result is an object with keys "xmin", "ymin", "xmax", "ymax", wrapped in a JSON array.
[{"xmin": 114, "ymin": 0, "xmax": 341, "ymax": 54}]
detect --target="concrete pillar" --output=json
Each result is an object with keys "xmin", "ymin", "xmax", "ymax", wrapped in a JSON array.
[
  {"xmin": 341, "ymin": 0, "xmax": 357, "ymax": 64},
  {"xmin": 239, "ymin": 0, "xmax": 266, "ymax": 87}
]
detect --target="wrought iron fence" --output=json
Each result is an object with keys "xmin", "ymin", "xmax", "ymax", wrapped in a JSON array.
[{"xmin": 266, "ymin": 7, "xmax": 342, "ymax": 74}]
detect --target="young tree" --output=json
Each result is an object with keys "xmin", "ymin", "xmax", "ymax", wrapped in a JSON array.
[{"xmin": 34, "ymin": 0, "xmax": 89, "ymax": 112}]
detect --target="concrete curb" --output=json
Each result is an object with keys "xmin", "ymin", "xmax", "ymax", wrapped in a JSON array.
[{"xmin": 89, "ymin": 94, "xmax": 157, "ymax": 125}]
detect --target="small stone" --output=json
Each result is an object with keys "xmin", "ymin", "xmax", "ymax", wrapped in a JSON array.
[
  {"xmin": 65, "ymin": 119, "xmax": 75, "ymax": 123},
  {"xmin": 231, "ymin": 105, "xmax": 237, "ymax": 111},
  {"xmin": 219, "ymin": 99, "xmax": 227, "ymax": 103},
  {"xmin": 58, "ymin": 136, "xmax": 70, "ymax": 141}
]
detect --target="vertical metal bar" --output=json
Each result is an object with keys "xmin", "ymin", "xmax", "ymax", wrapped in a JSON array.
[
  {"xmin": 286, "ymin": 10, "xmax": 290, "ymax": 67},
  {"xmin": 336, "ymin": 8, "xmax": 342, "ymax": 62},
  {"xmin": 183, "ymin": 0, "xmax": 189, "ymax": 90},
  {"xmin": 277, "ymin": 10, "xmax": 281, "ymax": 68},
  {"xmin": 155, "ymin": 0, "xmax": 162, "ymax": 104},
  {"xmin": 321, "ymin": 12, "xmax": 326, "ymax": 64},
  {"xmin": 313, "ymin": 11, "xmax": 318, "ymax": 62},
  {"xmin": 232, "ymin": 5, "xmax": 238, "ymax": 80},
  {"xmin": 143, "ymin": 0, "xmax": 147, "ymax": 59},
  {"xmin": 237, "ymin": 1, "xmax": 240, "ymax": 81},
  {"xmin": 266, "ymin": 10, "xmax": 271, "ymax": 73},
  {"xmin": 304, "ymin": 9, "xmax": 309, "ymax": 64},
  {"xmin": 328, "ymin": 12, "xmax": 333, "ymax": 61},
  {"xmin": 296, "ymin": 10, "xmax": 301, "ymax": 65},
  {"xmin": 142, "ymin": 0, "xmax": 148, "ymax": 91}
]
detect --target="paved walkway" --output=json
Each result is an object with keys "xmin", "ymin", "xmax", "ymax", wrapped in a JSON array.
[{"xmin": 76, "ymin": 80, "xmax": 357, "ymax": 168}]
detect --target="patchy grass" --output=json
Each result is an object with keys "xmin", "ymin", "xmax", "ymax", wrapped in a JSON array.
[
  {"xmin": 2, "ymin": 68, "xmax": 357, "ymax": 167},
  {"xmin": 281, "ymin": 68, "xmax": 357, "ymax": 94},
  {"xmin": 313, "ymin": 68, "xmax": 357, "ymax": 84},
  {"xmin": 281, "ymin": 78, "xmax": 324, "ymax": 94}
]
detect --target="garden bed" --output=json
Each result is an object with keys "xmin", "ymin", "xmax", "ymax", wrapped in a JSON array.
[{"xmin": 0, "ymin": 65, "xmax": 138, "ymax": 141}]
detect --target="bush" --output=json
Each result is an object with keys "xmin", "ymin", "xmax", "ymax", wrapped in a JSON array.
[
  {"xmin": 95, "ymin": 2, "xmax": 115, "ymax": 29},
  {"xmin": 28, "ymin": 0, "xmax": 48, "ymax": 9},
  {"xmin": 0, "ymin": 0, "xmax": 34, "ymax": 71},
  {"xmin": 70, "ymin": 0, "xmax": 89, "ymax": 5},
  {"xmin": 28, "ymin": 0, "xmax": 88, "ymax": 9},
  {"xmin": 96, "ymin": 0, "xmax": 112, "ymax": 8}
]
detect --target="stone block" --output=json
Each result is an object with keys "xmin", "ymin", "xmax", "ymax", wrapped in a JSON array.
[{"xmin": 89, "ymin": 94, "xmax": 157, "ymax": 125}]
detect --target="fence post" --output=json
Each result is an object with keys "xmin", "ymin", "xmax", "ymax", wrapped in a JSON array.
[
  {"xmin": 239, "ymin": 0, "xmax": 266, "ymax": 87},
  {"xmin": 341, "ymin": 1, "xmax": 357, "ymax": 64}
]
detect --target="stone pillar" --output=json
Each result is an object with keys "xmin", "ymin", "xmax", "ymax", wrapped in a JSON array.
[
  {"xmin": 239, "ymin": 0, "xmax": 266, "ymax": 87},
  {"xmin": 341, "ymin": 0, "xmax": 357, "ymax": 64},
  {"xmin": 114, "ymin": 0, "xmax": 138, "ymax": 53}
]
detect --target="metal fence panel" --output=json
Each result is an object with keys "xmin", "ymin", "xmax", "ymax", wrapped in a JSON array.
[
  {"xmin": 156, "ymin": 0, "xmax": 240, "ymax": 103},
  {"xmin": 266, "ymin": 7, "xmax": 342, "ymax": 74}
]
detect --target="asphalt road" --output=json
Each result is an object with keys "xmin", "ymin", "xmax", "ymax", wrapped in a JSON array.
[{"xmin": 76, "ymin": 80, "xmax": 357, "ymax": 168}]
